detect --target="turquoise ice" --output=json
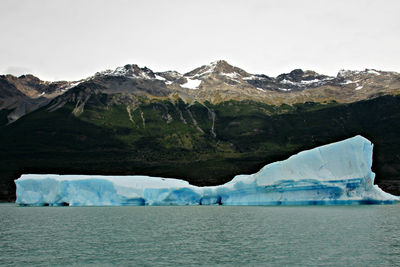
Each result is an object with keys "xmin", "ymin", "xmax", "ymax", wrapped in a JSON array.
[{"xmin": 15, "ymin": 136, "xmax": 399, "ymax": 206}]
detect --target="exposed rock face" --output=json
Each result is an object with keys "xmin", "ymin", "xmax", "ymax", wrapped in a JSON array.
[
  {"xmin": 0, "ymin": 77, "xmax": 50, "ymax": 123},
  {"xmin": 1, "ymin": 60, "xmax": 400, "ymax": 123},
  {"xmin": 1, "ymin": 74, "xmax": 72, "ymax": 98},
  {"xmin": 0, "ymin": 74, "xmax": 78, "ymax": 123}
]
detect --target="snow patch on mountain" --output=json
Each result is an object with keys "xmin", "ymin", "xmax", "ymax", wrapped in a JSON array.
[
  {"xmin": 341, "ymin": 80, "xmax": 354, "ymax": 85},
  {"xmin": 154, "ymin": 74, "xmax": 166, "ymax": 81},
  {"xmin": 181, "ymin": 78, "xmax": 202, "ymax": 89},
  {"xmin": 367, "ymin": 70, "xmax": 381, "ymax": 75}
]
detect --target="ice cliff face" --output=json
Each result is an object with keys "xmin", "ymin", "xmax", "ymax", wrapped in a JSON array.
[{"xmin": 15, "ymin": 136, "xmax": 399, "ymax": 206}]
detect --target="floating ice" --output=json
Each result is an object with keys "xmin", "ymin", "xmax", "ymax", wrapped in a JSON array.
[{"xmin": 15, "ymin": 136, "xmax": 399, "ymax": 206}]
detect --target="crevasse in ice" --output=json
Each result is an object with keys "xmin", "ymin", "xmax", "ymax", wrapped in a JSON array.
[{"xmin": 15, "ymin": 135, "xmax": 399, "ymax": 206}]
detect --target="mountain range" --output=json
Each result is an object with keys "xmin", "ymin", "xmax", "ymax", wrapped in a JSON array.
[
  {"xmin": 2, "ymin": 60, "xmax": 400, "ymax": 124},
  {"xmin": 1, "ymin": 60, "xmax": 399, "ymax": 201}
]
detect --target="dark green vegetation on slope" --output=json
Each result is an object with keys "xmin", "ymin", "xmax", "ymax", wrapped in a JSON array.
[{"xmin": 1, "ymin": 95, "xmax": 400, "ymax": 201}]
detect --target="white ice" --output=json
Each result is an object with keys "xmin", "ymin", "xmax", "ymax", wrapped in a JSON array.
[{"xmin": 15, "ymin": 136, "xmax": 399, "ymax": 206}]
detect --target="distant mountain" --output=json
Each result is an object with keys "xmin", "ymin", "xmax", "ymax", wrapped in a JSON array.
[
  {"xmin": 0, "ymin": 74, "xmax": 77, "ymax": 123},
  {"xmin": 0, "ymin": 61, "xmax": 399, "ymax": 201},
  {"xmin": 1, "ymin": 60, "xmax": 399, "ymax": 124}
]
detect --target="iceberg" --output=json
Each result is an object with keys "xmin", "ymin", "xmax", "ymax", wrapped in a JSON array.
[{"xmin": 15, "ymin": 135, "xmax": 399, "ymax": 206}]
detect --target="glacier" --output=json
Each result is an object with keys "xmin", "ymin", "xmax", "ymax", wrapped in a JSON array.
[{"xmin": 15, "ymin": 135, "xmax": 399, "ymax": 206}]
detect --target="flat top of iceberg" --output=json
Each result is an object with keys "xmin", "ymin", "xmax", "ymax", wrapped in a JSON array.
[{"xmin": 17, "ymin": 174, "xmax": 191, "ymax": 189}]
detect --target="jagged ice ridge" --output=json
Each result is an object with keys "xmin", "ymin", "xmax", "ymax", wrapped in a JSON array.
[{"xmin": 15, "ymin": 136, "xmax": 399, "ymax": 206}]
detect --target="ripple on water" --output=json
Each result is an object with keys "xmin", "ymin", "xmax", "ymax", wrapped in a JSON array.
[{"xmin": 0, "ymin": 204, "xmax": 399, "ymax": 266}]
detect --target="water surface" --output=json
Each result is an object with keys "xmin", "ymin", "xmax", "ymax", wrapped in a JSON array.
[{"xmin": 0, "ymin": 204, "xmax": 399, "ymax": 266}]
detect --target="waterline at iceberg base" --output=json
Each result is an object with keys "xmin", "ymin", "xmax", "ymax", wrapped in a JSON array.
[{"xmin": 15, "ymin": 136, "xmax": 399, "ymax": 206}]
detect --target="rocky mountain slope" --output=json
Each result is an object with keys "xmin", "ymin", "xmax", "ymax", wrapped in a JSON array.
[{"xmin": 0, "ymin": 74, "xmax": 76, "ymax": 123}]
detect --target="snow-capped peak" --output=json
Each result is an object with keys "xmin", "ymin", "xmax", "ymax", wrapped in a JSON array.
[
  {"xmin": 337, "ymin": 69, "xmax": 382, "ymax": 78},
  {"xmin": 337, "ymin": 69, "xmax": 361, "ymax": 78},
  {"xmin": 183, "ymin": 60, "xmax": 251, "ymax": 82},
  {"xmin": 96, "ymin": 64, "xmax": 158, "ymax": 80}
]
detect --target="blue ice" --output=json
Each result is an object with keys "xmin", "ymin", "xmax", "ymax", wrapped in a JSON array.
[{"xmin": 15, "ymin": 136, "xmax": 399, "ymax": 206}]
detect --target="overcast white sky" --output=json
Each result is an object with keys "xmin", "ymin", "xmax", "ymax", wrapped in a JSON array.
[{"xmin": 1, "ymin": 0, "xmax": 399, "ymax": 81}]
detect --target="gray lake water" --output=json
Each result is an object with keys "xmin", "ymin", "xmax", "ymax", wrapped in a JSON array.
[{"xmin": 0, "ymin": 204, "xmax": 399, "ymax": 266}]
